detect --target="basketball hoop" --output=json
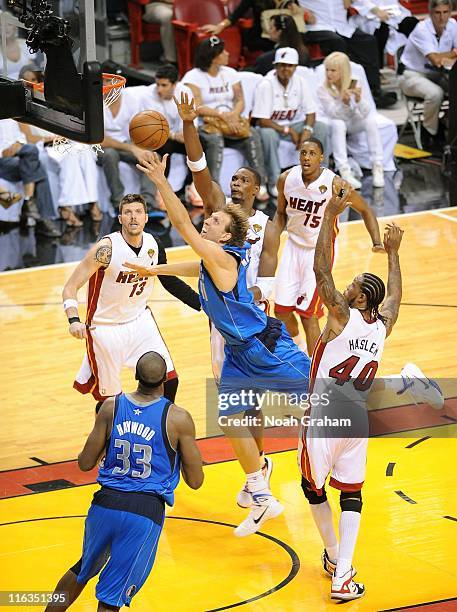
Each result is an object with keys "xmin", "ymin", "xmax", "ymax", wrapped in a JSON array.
[{"xmin": 23, "ymin": 73, "xmax": 126, "ymax": 156}]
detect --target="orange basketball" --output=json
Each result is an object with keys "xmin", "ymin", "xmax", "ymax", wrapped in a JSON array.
[{"xmin": 129, "ymin": 110, "xmax": 169, "ymax": 150}]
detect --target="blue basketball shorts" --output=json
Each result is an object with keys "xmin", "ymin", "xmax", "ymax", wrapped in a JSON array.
[
  {"xmin": 76, "ymin": 504, "xmax": 164, "ymax": 607},
  {"xmin": 218, "ymin": 324, "xmax": 311, "ymax": 416}
]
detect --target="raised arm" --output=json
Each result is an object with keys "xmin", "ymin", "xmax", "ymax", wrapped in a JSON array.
[
  {"xmin": 379, "ymin": 222, "xmax": 404, "ymax": 337},
  {"xmin": 174, "ymin": 92, "xmax": 225, "ymax": 216},
  {"xmin": 136, "ymin": 153, "xmax": 237, "ymax": 290},
  {"xmin": 273, "ymin": 170, "xmax": 291, "ymax": 233},
  {"xmin": 62, "ymin": 237, "xmax": 111, "ymax": 339},
  {"xmin": 78, "ymin": 398, "xmax": 114, "ymax": 471},
  {"xmin": 348, "ymin": 189, "xmax": 384, "ymax": 252},
  {"xmin": 313, "ymin": 181, "xmax": 351, "ymax": 330}
]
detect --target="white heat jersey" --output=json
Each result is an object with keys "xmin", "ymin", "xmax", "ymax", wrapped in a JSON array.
[
  {"xmin": 284, "ymin": 165, "xmax": 337, "ymax": 248},
  {"xmin": 87, "ymin": 231, "xmax": 159, "ymax": 325},
  {"xmin": 246, "ymin": 209, "xmax": 269, "ymax": 288},
  {"xmin": 252, "ymin": 71, "xmax": 316, "ymax": 126},
  {"xmin": 311, "ymin": 309, "xmax": 387, "ymax": 398}
]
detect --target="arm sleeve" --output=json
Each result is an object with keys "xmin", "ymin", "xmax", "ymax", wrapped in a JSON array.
[
  {"xmin": 317, "ymin": 86, "xmax": 349, "ymax": 119},
  {"xmin": 156, "ymin": 238, "xmax": 201, "ymax": 311}
]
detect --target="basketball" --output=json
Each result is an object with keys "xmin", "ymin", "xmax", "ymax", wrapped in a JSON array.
[{"xmin": 129, "ymin": 110, "xmax": 170, "ymax": 150}]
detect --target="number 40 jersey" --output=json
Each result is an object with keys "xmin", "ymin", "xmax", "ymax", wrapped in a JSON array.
[{"xmin": 311, "ymin": 309, "xmax": 386, "ymax": 399}]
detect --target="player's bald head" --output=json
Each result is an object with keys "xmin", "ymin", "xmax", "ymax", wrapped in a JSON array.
[{"xmin": 135, "ymin": 352, "xmax": 167, "ymax": 388}]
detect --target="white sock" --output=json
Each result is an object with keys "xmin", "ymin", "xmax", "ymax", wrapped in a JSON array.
[
  {"xmin": 246, "ymin": 469, "xmax": 270, "ymax": 496},
  {"xmin": 309, "ymin": 502, "xmax": 339, "ymax": 561},
  {"xmin": 336, "ymin": 511, "xmax": 361, "ymax": 578}
]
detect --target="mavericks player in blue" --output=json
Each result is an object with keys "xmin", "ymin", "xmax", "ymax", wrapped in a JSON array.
[
  {"xmin": 126, "ymin": 154, "xmax": 311, "ymax": 537},
  {"xmin": 46, "ymin": 352, "xmax": 203, "ymax": 611}
]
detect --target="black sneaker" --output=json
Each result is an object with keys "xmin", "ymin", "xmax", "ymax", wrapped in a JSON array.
[
  {"xmin": 374, "ymin": 91, "xmax": 397, "ymax": 109},
  {"xmin": 35, "ymin": 218, "xmax": 62, "ymax": 238}
]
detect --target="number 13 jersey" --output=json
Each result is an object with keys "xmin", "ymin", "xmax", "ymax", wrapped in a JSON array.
[
  {"xmin": 87, "ymin": 231, "xmax": 159, "ymax": 326},
  {"xmin": 284, "ymin": 165, "xmax": 336, "ymax": 248}
]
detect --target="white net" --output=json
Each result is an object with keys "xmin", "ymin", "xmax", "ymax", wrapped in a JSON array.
[{"xmin": 51, "ymin": 73, "xmax": 125, "ymax": 156}]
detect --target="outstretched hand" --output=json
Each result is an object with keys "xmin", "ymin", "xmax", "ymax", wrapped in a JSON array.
[
  {"xmin": 174, "ymin": 91, "xmax": 198, "ymax": 122},
  {"xmin": 327, "ymin": 177, "xmax": 353, "ymax": 215},
  {"xmin": 383, "ymin": 222, "xmax": 404, "ymax": 254},
  {"xmin": 123, "ymin": 262, "xmax": 161, "ymax": 277},
  {"xmin": 136, "ymin": 152, "xmax": 169, "ymax": 184}
]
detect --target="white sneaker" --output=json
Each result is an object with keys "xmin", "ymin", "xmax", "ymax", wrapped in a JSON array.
[
  {"xmin": 399, "ymin": 363, "xmax": 444, "ymax": 410},
  {"xmin": 331, "ymin": 570, "xmax": 365, "ymax": 601},
  {"xmin": 372, "ymin": 162, "xmax": 385, "ymax": 188},
  {"xmin": 322, "ymin": 550, "xmax": 357, "ymax": 579},
  {"xmin": 236, "ymin": 456, "xmax": 273, "ymax": 508},
  {"xmin": 338, "ymin": 166, "xmax": 362, "ymax": 190},
  {"xmin": 234, "ymin": 494, "xmax": 284, "ymax": 537}
]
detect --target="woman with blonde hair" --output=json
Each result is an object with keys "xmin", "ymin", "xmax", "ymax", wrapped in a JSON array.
[{"xmin": 317, "ymin": 52, "xmax": 384, "ymax": 189}]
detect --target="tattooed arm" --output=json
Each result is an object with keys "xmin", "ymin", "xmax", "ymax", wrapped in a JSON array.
[
  {"xmin": 313, "ymin": 181, "xmax": 351, "ymax": 339},
  {"xmin": 378, "ymin": 223, "xmax": 403, "ymax": 337},
  {"xmin": 62, "ymin": 237, "xmax": 112, "ymax": 339}
]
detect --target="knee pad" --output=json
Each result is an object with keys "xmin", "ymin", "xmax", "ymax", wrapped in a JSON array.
[
  {"xmin": 340, "ymin": 490, "xmax": 363, "ymax": 513},
  {"xmin": 99, "ymin": 602, "xmax": 119, "ymax": 611},
  {"xmin": 301, "ymin": 476, "xmax": 327, "ymax": 504},
  {"xmin": 163, "ymin": 377, "xmax": 179, "ymax": 403}
]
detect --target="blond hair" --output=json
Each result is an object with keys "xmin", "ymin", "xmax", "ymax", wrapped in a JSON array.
[
  {"xmin": 324, "ymin": 52, "xmax": 352, "ymax": 98},
  {"xmin": 222, "ymin": 203, "xmax": 249, "ymax": 247}
]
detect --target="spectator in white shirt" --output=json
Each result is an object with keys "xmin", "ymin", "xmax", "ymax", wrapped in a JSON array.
[
  {"xmin": 0, "ymin": 24, "xmax": 38, "ymax": 80},
  {"xmin": 299, "ymin": 0, "xmax": 396, "ymax": 108},
  {"xmin": 351, "ymin": 0, "xmax": 418, "ymax": 67},
  {"xmin": 183, "ymin": 36, "xmax": 268, "ymax": 199},
  {"xmin": 317, "ymin": 51, "xmax": 384, "ymax": 188},
  {"xmin": 100, "ymin": 89, "xmax": 158, "ymax": 211},
  {"xmin": 252, "ymin": 47, "xmax": 328, "ymax": 196},
  {"xmin": 136, "ymin": 64, "xmax": 193, "ymax": 177},
  {"xmin": 400, "ymin": 0, "xmax": 457, "ymax": 150}
]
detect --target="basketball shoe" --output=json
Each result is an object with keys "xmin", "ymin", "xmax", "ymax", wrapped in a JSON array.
[
  {"xmin": 236, "ymin": 456, "xmax": 273, "ymax": 508},
  {"xmin": 322, "ymin": 550, "xmax": 357, "ymax": 579},
  {"xmin": 399, "ymin": 363, "xmax": 444, "ymax": 410},
  {"xmin": 331, "ymin": 570, "xmax": 365, "ymax": 601},
  {"xmin": 234, "ymin": 493, "xmax": 284, "ymax": 537}
]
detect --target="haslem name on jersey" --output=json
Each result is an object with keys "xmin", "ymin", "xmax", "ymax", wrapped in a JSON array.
[{"xmin": 349, "ymin": 338, "xmax": 380, "ymax": 356}]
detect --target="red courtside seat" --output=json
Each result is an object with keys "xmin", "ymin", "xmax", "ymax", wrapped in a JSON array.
[
  {"xmin": 127, "ymin": 0, "xmax": 162, "ymax": 69},
  {"xmin": 172, "ymin": 0, "xmax": 243, "ymax": 76}
]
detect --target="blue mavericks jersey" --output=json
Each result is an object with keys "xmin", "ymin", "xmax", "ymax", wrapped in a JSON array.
[
  {"xmin": 98, "ymin": 394, "xmax": 180, "ymax": 506},
  {"xmin": 198, "ymin": 243, "xmax": 267, "ymax": 346}
]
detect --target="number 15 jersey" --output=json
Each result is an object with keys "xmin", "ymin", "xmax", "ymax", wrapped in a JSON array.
[
  {"xmin": 284, "ymin": 165, "xmax": 336, "ymax": 248},
  {"xmin": 87, "ymin": 231, "xmax": 159, "ymax": 326}
]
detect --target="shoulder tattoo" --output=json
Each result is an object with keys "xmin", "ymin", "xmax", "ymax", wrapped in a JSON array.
[{"xmin": 95, "ymin": 245, "xmax": 112, "ymax": 266}]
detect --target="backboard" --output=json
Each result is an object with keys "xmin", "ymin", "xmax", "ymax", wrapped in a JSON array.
[{"xmin": 0, "ymin": 0, "xmax": 104, "ymax": 143}]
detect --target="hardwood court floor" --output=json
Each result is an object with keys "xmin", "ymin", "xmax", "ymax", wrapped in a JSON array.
[{"xmin": 1, "ymin": 208, "xmax": 457, "ymax": 610}]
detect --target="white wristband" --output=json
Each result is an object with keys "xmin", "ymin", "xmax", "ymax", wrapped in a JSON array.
[
  {"xmin": 187, "ymin": 153, "xmax": 207, "ymax": 172},
  {"xmin": 63, "ymin": 299, "xmax": 79, "ymax": 311},
  {"xmin": 304, "ymin": 125, "xmax": 314, "ymax": 134}
]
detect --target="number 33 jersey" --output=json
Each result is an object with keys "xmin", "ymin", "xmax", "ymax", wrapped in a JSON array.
[
  {"xmin": 311, "ymin": 309, "xmax": 386, "ymax": 399},
  {"xmin": 284, "ymin": 165, "xmax": 336, "ymax": 248},
  {"xmin": 87, "ymin": 231, "xmax": 159, "ymax": 325}
]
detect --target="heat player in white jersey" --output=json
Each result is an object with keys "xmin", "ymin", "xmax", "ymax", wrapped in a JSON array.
[
  {"xmin": 298, "ymin": 183, "xmax": 404, "ymax": 601},
  {"xmin": 62, "ymin": 194, "xmax": 201, "ymax": 407},
  {"xmin": 274, "ymin": 138, "xmax": 384, "ymax": 356}
]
